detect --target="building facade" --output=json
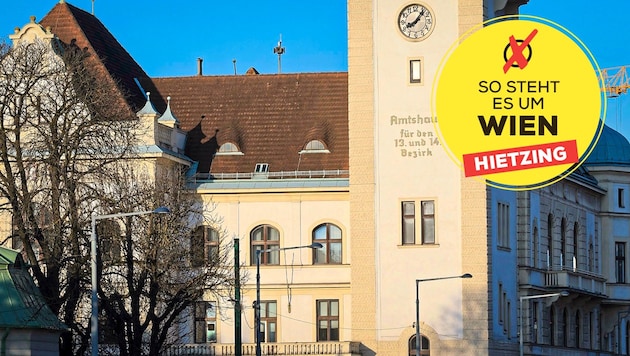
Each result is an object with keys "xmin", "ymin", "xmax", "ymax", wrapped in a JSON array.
[{"xmin": 5, "ymin": 1, "xmax": 630, "ymax": 355}]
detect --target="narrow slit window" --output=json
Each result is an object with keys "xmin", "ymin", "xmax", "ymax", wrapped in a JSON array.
[{"xmin": 410, "ymin": 59, "xmax": 422, "ymax": 84}]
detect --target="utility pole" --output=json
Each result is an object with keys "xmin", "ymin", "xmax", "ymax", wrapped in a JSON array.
[{"xmin": 234, "ymin": 238, "xmax": 242, "ymax": 356}]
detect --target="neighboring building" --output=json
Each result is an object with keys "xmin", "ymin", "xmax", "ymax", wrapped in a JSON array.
[
  {"xmin": 584, "ymin": 125, "xmax": 630, "ymax": 354},
  {"xmin": 5, "ymin": 1, "xmax": 630, "ymax": 356},
  {"xmin": 0, "ymin": 246, "xmax": 67, "ymax": 356}
]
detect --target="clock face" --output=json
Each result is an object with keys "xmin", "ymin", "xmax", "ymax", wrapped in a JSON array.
[{"xmin": 398, "ymin": 3, "xmax": 435, "ymax": 41}]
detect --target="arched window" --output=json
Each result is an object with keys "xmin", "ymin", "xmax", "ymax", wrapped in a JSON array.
[
  {"xmin": 561, "ymin": 218, "xmax": 567, "ymax": 267},
  {"xmin": 191, "ymin": 226, "xmax": 220, "ymax": 267},
  {"xmin": 216, "ymin": 142, "xmax": 243, "ymax": 155},
  {"xmin": 250, "ymin": 225, "xmax": 280, "ymax": 265},
  {"xmin": 313, "ymin": 223, "xmax": 342, "ymax": 264},
  {"xmin": 305, "ymin": 140, "xmax": 325, "ymax": 150},
  {"xmin": 408, "ymin": 334, "xmax": 430, "ymax": 355}
]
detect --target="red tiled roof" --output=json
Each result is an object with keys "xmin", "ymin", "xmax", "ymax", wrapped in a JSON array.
[
  {"xmin": 40, "ymin": 1, "xmax": 148, "ymax": 113},
  {"xmin": 139, "ymin": 73, "xmax": 348, "ymax": 175}
]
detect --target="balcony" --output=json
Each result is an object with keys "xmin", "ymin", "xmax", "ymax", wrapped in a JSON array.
[
  {"xmin": 165, "ymin": 341, "xmax": 362, "ymax": 356},
  {"xmin": 519, "ymin": 266, "xmax": 607, "ymax": 296}
]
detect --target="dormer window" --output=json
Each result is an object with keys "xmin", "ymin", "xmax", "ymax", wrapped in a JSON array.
[
  {"xmin": 254, "ymin": 163, "xmax": 269, "ymax": 173},
  {"xmin": 299, "ymin": 140, "xmax": 330, "ymax": 154},
  {"xmin": 216, "ymin": 142, "xmax": 243, "ymax": 156}
]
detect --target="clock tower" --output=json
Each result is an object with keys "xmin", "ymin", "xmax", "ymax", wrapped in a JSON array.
[{"xmin": 347, "ymin": 1, "xmax": 528, "ymax": 355}]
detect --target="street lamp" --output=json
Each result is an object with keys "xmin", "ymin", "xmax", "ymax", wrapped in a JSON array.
[
  {"xmin": 415, "ymin": 273, "xmax": 472, "ymax": 356},
  {"xmin": 255, "ymin": 242, "xmax": 323, "ymax": 356},
  {"xmin": 90, "ymin": 206, "xmax": 170, "ymax": 356},
  {"xmin": 519, "ymin": 290, "xmax": 569, "ymax": 356}
]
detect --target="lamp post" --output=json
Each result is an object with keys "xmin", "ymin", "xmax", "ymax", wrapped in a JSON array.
[
  {"xmin": 255, "ymin": 242, "xmax": 323, "ymax": 356},
  {"xmin": 414, "ymin": 273, "xmax": 472, "ymax": 356},
  {"xmin": 90, "ymin": 206, "xmax": 170, "ymax": 356},
  {"xmin": 519, "ymin": 291, "xmax": 569, "ymax": 356}
]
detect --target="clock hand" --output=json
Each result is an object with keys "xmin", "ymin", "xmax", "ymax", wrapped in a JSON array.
[{"xmin": 406, "ymin": 9, "xmax": 425, "ymax": 28}]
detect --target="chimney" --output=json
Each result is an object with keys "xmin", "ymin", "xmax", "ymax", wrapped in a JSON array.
[{"xmin": 197, "ymin": 58, "xmax": 203, "ymax": 76}]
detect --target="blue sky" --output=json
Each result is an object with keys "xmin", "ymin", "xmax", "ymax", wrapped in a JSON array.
[
  {"xmin": 1, "ymin": 1, "xmax": 348, "ymax": 76},
  {"xmin": 2, "ymin": 1, "xmax": 630, "ymax": 135}
]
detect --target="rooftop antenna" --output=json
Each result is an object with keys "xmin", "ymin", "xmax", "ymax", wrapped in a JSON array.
[
  {"xmin": 273, "ymin": 34, "xmax": 285, "ymax": 74},
  {"xmin": 91, "ymin": 0, "xmax": 95, "ymax": 15},
  {"xmin": 233, "ymin": 59, "xmax": 237, "ymax": 75}
]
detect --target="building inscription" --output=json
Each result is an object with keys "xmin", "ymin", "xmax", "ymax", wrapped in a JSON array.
[{"xmin": 390, "ymin": 115, "xmax": 439, "ymax": 158}]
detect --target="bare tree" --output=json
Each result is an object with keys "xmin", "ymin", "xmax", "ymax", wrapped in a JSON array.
[
  {"xmin": 96, "ymin": 165, "xmax": 236, "ymax": 355},
  {"xmin": 0, "ymin": 38, "xmax": 138, "ymax": 354}
]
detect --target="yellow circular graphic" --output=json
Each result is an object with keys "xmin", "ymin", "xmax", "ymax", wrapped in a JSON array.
[{"xmin": 432, "ymin": 16, "xmax": 605, "ymax": 190}]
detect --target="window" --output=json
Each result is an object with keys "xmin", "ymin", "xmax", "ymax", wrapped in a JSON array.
[
  {"xmin": 619, "ymin": 188, "xmax": 626, "ymax": 208},
  {"xmin": 575, "ymin": 311, "xmax": 581, "ymax": 348},
  {"xmin": 498, "ymin": 283, "xmax": 504, "ymax": 325},
  {"xmin": 216, "ymin": 142, "xmax": 243, "ymax": 155},
  {"xmin": 626, "ymin": 320, "xmax": 629, "ymax": 356},
  {"xmin": 533, "ymin": 223, "xmax": 539, "ymax": 268},
  {"xmin": 254, "ymin": 163, "xmax": 269, "ymax": 173},
  {"xmin": 191, "ymin": 226, "xmax": 219, "ymax": 267},
  {"xmin": 98, "ymin": 307, "xmax": 117, "ymax": 344},
  {"xmin": 402, "ymin": 201, "xmax": 416, "ymax": 245},
  {"xmin": 547, "ymin": 214, "xmax": 554, "ymax": 268},
  {"xmin": 97, "ymin": 220, "xmax": 121, "ymax": 264},
  {"xmin": 573, "ymin": 222, "xmax": 579, "ymax": 270},
  {"xmin": 561, "ymin": 218, "xmax": 567, "ymax": 267},
  {"xmin": 313, "ymin": 223, "xmax": 342, "ymax": 264},
  {"xmin": 409, "ymin": 58, "xmax": 423, "ymax": 84},
  {"xmin": 550, "ymin": 307, "xmax": 556, "ymax": 346},
  {"xmin": 299, "ymin": 140, "xmax": 330, "ymax": 154},
  {"xmin": 194, "ymin": 301, "xmax": 217, "ymax": 343},
  {"xmin": 316, "ymin": 300, "xmax": 339, "ymax": 341},
  {"xmin": 616, "ymin": 242, "xmax": 626, "ymax": 283},
  {"xmin": 562, "ymin": 308, "xmax": 568, "ymax": 347},
  {"xmin": 590, "ymin": 311, "xmax": 595, "ymax": 349},
  {"xmin": 532, "ymin": 302, "xmax": 539, "ymax": 343},
  {"xmin": 588, "ymin": 243, "xmax": 594, "ymax": 272},
  {"xmin": 259, "ymin": 300, "xmax": 277, "ymax": 342},
  {"xmin": 498, "ymin": 202, "xmax": 510, "ymax": 248},
  {"xmin": 408, "ymin": 334, "xmax": 430, "ymax": 355},
  {"xmin": 506, "ymin": 301, "xmax": 511, "ymax": 338},
  {"xmin": 421, "ymin": 201, "xmax": 435, "ymax": 244},
  {"xmin": 503, "ymin": 291, "xmax": 508, "ymax": 334},
  {"xmin": 401, "ymin": 200, "xmax": 435, "ymax": 245},
  {"xmin": 251, "ymin": 225, "xmax": 280, "ymax": 265}
]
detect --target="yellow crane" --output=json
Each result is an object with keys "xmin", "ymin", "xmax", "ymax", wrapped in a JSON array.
[{"xmin": 601, "ymin": 65, "xmax": 630, "ymax": 97}]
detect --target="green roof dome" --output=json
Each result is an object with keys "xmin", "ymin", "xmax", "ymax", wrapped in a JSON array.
[{"xmin": 585, "ymin": 124, "xmax": 630, "ymax": 166}]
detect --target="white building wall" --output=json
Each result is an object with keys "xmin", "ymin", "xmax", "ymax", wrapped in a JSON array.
[
  {"xmin": 202, "ymin": 190, "xmax": 351, "ymax": 345},
  {"xmin": 372, "ymin": 0, "xmax": 466, "ymax": 343}
]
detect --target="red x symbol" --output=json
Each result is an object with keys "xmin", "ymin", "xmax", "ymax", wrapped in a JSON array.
[{"xmin": 503, "ymin": 29, "xmax": 538, "ymax": 73}]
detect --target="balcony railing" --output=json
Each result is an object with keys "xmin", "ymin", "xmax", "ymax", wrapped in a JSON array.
[
  {"xmin": 190, "ymin": 170, "xmax": 350, "ymax": 182},
  {"xmin": 544, "ymin": 266, "xmax": 607, "ymax": 295},
  {"xmin": 165, "ymin": 341, "xmax": 362, "ymax": 356},
  {"xmin": 519, "ymin": 266, "xmax": 607, "ymax": 296}
]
